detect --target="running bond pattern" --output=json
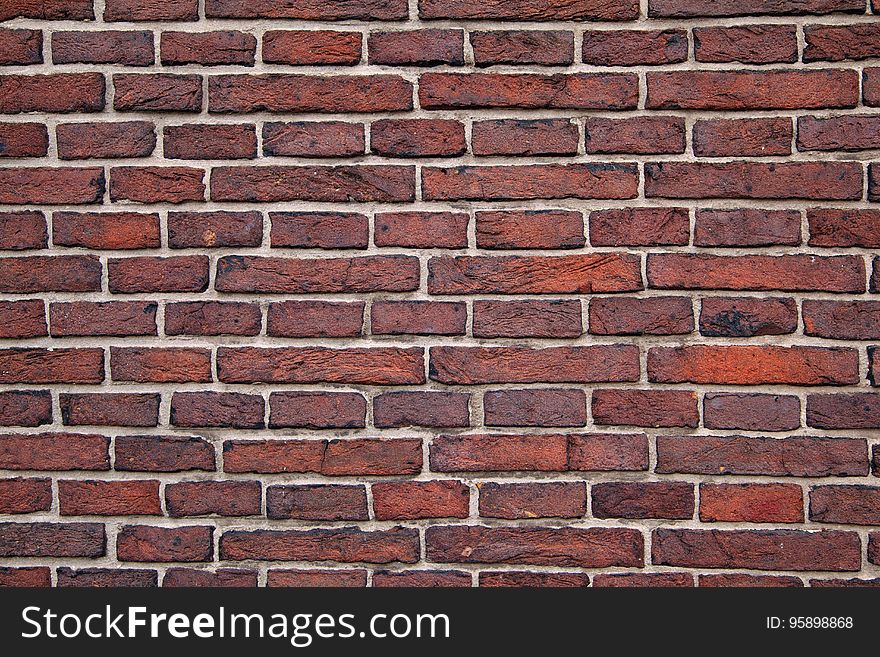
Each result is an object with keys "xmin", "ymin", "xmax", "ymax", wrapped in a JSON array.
[{"xmin": 0, "ymin": 0, "xmax": 879, "ymax": 588}]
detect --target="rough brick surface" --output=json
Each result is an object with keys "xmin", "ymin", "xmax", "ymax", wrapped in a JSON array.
[{"xmin": 0, "ymin": 2, "xmax": 878, "ymax": 589}]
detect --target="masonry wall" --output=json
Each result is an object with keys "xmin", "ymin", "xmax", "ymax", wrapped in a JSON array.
[{"xmin": 0, "ymin": 0, "xmax": 879, "ymax": 588}]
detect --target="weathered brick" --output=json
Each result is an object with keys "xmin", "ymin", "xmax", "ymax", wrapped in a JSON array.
[
  {"xmin": 108, "ymin": 256, "xmax": 209, "ymax": 293},
  {"xmin": 484, "ymin": 388, "xmax": 587, "ymax": 427},
  {"xmin": 117, "ymin": 525, "xmax": 213, "ymax": 562},
  {"xmin": 582, "ymin": 30, "xmax": 687, "ymax": 66},
  {"xmin": 592, "ymin": 389, "xmax": 698, "ymax": 428},
  {"xmin": 473, "ymin": 300, "xmax": 582, "ymax": 338},
  {"xmin": 270, "ymin": 212, "xmax": 368, "ymax": 249},
  {"xmin": 0, "ymin": 523, "xmax": 105, "ymax": 557},
  {"xmin": 420, "ymin": 0, "xmax": 638, "ymax": 20},
  {"xmin": 0, "ymin": 29, "xmax": 42, "ymax": 66},
  {"xmin": 693, "ymin": 119, "xmax": 792, "ymax": 157},
  {"xmin": 373, "ymin": 481, "xmax": 470, "ymax": 520},
  {"xmin": 589, "ymin": 296, "xmax": 693, "ymax": 335},
  {"xmin": 267, "ymin": 485, "xmax": 368, "ymax": 521},
  {"xmin": 221, "ymin": 527, "xmax": 419, "ymax": 563},
  {"xmin": 0, "ymin": 390, "xmax": 52, "ymax": 427},
  {"xmin": 163, "ymin": 124, "xmax": 256, "ymax": 160},
  {"xmin": 472, "ymin": 119, "xmax": 578, "ymax": 156},
  {"xmin": 50, "ymin": 301, "xmax": 157, "ymax": 337},
  {"xmin": 267, "ymin": 301, "xmax": 364, "ymax": 337},
  {"xmin": 804, "ymin": 24, "xmax": 880, "ymax": 61},
  {"xmin": 373, "ymin": 391, "xmax": 470, "ymax": 428},
  {"xmin": 371, "ymin": 300, "xmax": 466, "ymax": 335},
  {"xmin": 263, "ymin": 122, "xmax": 364, "ymax": 157},
  {"xmin": 114, "ymin": 74, "xmax": 202, "ymax": 112},
  {"xmin": 699, "ymin": 297, "xmax": 798, "ymax": 337},
  {"xmin": 110, "ymin": 347, "xmax": 212, "ymax": 383},
  {"xmin": 368, "ymin": 30, "xmax": 463, "ymax": 66},
  {"xmin": 0, "ymin": 74, "xmax": 104, "ymax": 114},
  {"xmin": 171, "ymin": 391, "xmax": 265, "ymax": 429},
  {"xmin": 471, "ymin": 30, "xmax": 573, "ymax": 66},
  {"xmin": 700, "ymin": 484, "xmax": 804, "ymax": 523},
  {"xmin": 269, "ymin": 391, "xmax": 366, "ymax": 429},
  {"xmin": 59, "ymin": 479, "xmax": 161, "ymax": 516},
  {"xmin": 479, "ymin": 482, "xmax": 586, "ymax": 519},
  {"xmin": 166, "ymin": 481, "xmax": 261, "ymax": 517},
  {"xmin": 262, "ymin": 30, "xmax": 361, "ymax": 66},
  {"xmin": 703, "ymin": 393, "xmax": 801, "ymax": 432},
  {"xmin": 694, "ymin": 25, "xmax": 797, "ymax": 64},
  {"xmin": 476, "ymin": 210, "xmax": 584, "ymax": 249},
  {"xmin": 592, "ymin": 482, "xmax": 694, "ymax": 519},
  {"xmin": 589, "ymin": 207, "xmax": 689, "ymax": 246},
  {"xmin": 114, "ymin": 435, "xmax": 215, "ymax": 473},
  {"xmin": 0, "ymin": 478, "xmax": 52, "ymax": 514},
  {"xmin": 374, "ymin": 211, "xmax": 468, "ymax": 248},
  {"xmin": 52, "ymin": 31, "xmax": 154, "ymax": 66},
  {"xmin": 53, "ymin": 212, "xmax": 160, "ymax": 249},
  {"xmin": 166, "ymin": 301, "xmax": 262, "ymax": 336},
  {"xmin": 585, "ymin": 117, "xmax": 685, "ymax": 154},
  {"xmin": 162, "ymin": 31, "xmax": 256, "ymax": 66},
  {"xmin": 810, "ymin": 485, "xmax": 880, "ymax": 525},
  {"xmin": 807, "ymin": 393, "xmax": 880, "ymax": 429},
  {"xmin": 0, "ymin": 124, "xmax": 48, "ymax": 158},
  {"xmin": 808, "ymin": 208, "xmax": 880, "ymax": 247},
  {"xmin": 60, "ymin": 392, "xmax": 159, "ymax": 427},
  {"xmin": 0, "ymin": 432, "xmax": 110, "ymax": 471}
]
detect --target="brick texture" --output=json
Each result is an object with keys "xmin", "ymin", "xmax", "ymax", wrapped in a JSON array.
[{"xmin": 0, "ymin": 0, "xmax": 878, "ymax": 589}]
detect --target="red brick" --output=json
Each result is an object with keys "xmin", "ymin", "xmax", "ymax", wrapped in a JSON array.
[
  {"xmin": 50, "ymin": 301, "xmax": 157, "ymax": 337},
  {"xmin": 589, "ymin": 207, "xmax": 689, "ymax": 246},
  {"xmin": 0, "ymin": 300, "xmax": 46, "ymax": 338},
  {"xmin": 374, "ymin": 211, "xmax": 467, "ymax": 248},
  {"xmin": 371, "ymin": 119, "xmax": 465, "ymax": 158},
  {"xmin": 1, "ymin": 0, "xmax": 94, "ymax": 20},
  {"xmin": 0, "ymin": 168, "xmax": 104, "ymax": 205},
  {"xmin": 267, "ymin": 301, "xmax": 364, "ymax": 337},
  {"xmin": 373, "ymin": 391, "xmax": 470, "ymax": 428},
  {"xmin": 699, "ymin": 297, "xmax": 798, "ymax": 337},
  {"xmin": 207, "ymin": 0, "xmax": 406, "ymax": 19},
  {"xmin": 810, "ymin": 578, "xmax": 880, "ymax": 587},
  {"xmin": 870, "ymin": 347, "xmax": 879, "ymax": 387},
  {"xmin": 267, "ymin": 485, "xmax": 368, "ymax": 521},
  {"xmin": 699, "ymin": 574, "xmax": 803, "ymax": 587},
  {"xmin": 430, "ymin": 433, "xmax": 568, "ymax": 472},
  {"xmin": 262, "ymin": 30, "xmax": 361, "ymax": 65},
  {"xmin": 804, "ymin": 24, "xmax": 880, "ymax": 61},
  {"xmin": 585, "ymin": 116, "xmax": 685, "ymax": 155},
  {"xmin": 0, "ymin": 348, "xmax": 104, "ymax": 384},
  {"xmin": 589, "ymin": 296, "xmax": 693, "ymax": 335},
  {"xmin": 568, "ymin": 434, "xmax": 649, "ymax": 472},
  {"xmin": 266, "ymin": 569, "xmax": 367, "ymax": 588},
  {"xmin": 582, "ymin": 29, "xmax": 687, "ymax": 66},
  {"xmin": 269, "ymin": 391, "xmax": 366, "ymax": 429},
  {"xmin": 270, "ymin": 212, "xmax": 367, "ymax": 249},
  {"xmin": 656, "ymin": 435, "xmax": 869, "ymax": 477},
  {"xmin": 108, "ymin": 256, "xmax": 209, "ymax": 293},
  {"xmin": 166, "ymin": 301, "xmax": 261, "ymax": 336},
  {"xmin": 426, "ymin": 526, "xmax": 643, "ymax": 568},
  {"xmin": 59, "ymin": 479, "xmax": 161, "ymax": 516},
  {"xmin": 807, "ymin": 393, "xmax": 880, "ymax": 429},
  {"xmin": 484, "ymin": 388, "xmax": 587, "ymax": 427},
  {"xmin": 52, "ymin": 31, "xmax": 154, "ymax": 66},
  {"xmin": 60, "ymin": 393, "xmax": 159, "ymax": 427},
  {"xmin": 0, "ymin": 124, "xmax": 48, "ymax": 158},
  {"xmin": 222, "ymin": 527, "xmax": 419, "ymax": 563},
  {"xmin": 0, "ymin": 73, "xmax": 104, "ymax": 113},
  {"xmin": 0, "ymin": 523, "xmax": 105, "ymax": 557},
  {"xmin": 0, "ymin": 211, "xmax": 47, "ymax": 249},
  {"xmin": 473, "ymin": 119, "xmax": 578, "ymax": 157},
  {"xmin": 592, "ymin": 389, "xmax": 697, "ymax": 428},
  {"xmin": 592, "ymin": 482, "xmax": 694, "ymax": 519},
  {"xmin": 57, "ymin": 568, "xmax": 156, "ymax": 587},
  {"xmin": 804, "ymin": 300, "xmax": 880, "ymax": 340},
  {"xmin": 471, "ymin": 30, "xmax": 573, "ymax": 66},
  {"xmin": 693, "ymin": 119, "xmax": 793, "ymax": 157},
  {"xmin": 648, "ymin": 0, "xmax": 863, "ymax": 17},
  {"xmin": 476, "ymin": 210, "xmax": 584, "ymax": 249},
  {"xmin": 700, "ymin": 484, "xmax": 804, "ymax": 523},
  {"xmin": 0, "ymin": 432, "xmax": 109, "ymax": 471},
  {"xmin": 420, "ymin": 0, "xmax": 638, "ymax": 20},
  {"xmin": 109, "ymin": 166, "xmax": 205, "ymax": 203},
  {"xmin": 808, "ymin": 208, "xmax": 880, "ymax": 247},
  {"xmin": 168, "ymin": 211, "xmax": 262, "ymax": 248},
  {"xmin": 110, "ymin": 347, "xmax": 212, "ymax": 383},
  {"xmin": 0, "ymin": 29, "xmax": 42, "ymax": 65},
  {"xmin": 0, "ymin": 567, "xmax": 51, "ymax": 587},
  {"xmin": 865, "ymin": 69, "xmax": 880, "ymax": 107},
  {"xmin": 694, "ymin": 25, "xmax": 797, "ymax": 64},
  {"xmin": 479, "ymin": 482, "xmax": 586, "ymax": 519},
  {"xmin": 430, "ymin": 345, "xmax": 639, "ymax": 384},
  {"xmin": 368, "ymin": 29, "xmax": 463, "ymax": 66},
  {"xmin": 105, "ymin": 0, "xmax": 198, "ymax": 21},
  {"xmin": 114, "ymin": 74, "xmax": 202, "ymax": 112},
  {"xmin": 164, "ymin": 124, "xmax": 256, "ymax": 160},
  {"xmin": 0, "ymin": 390, "xmax": 52, "ymax": 427},
  {"xmin": 117, "ymin": 525, "xmax": 213, "ymax": 562},
  {"xmin": 653, "ymin": 528, "xmax": 860, "ymax": 571},
  {"xmin": 262, "ymin": 121, "xmax": 364, "ymax": 157},
  {"xmin": 472, "ymin": 300, "xmax": 582, "ymax": 338},
  {"xmin": 704, "ymin": 393, "xmax": 801, "ymax": 432},
  {"xmin": 171, "ymin": 391, "xmax": 265, "ymax": 429},
  {"xmin": 372, "ymin": 480, "xmax": 470, "ymax": 520},
  {"xmin": 371, "ymin": 300, "xmax": 466, "ymax": 335},
  {"xmin": 798, "ymin": 115, "xmax": 880, "ymax": 151},
  {"xmin": 163, "ymin": 569, "xmax": 257, "ymax": 588},
  {"xmin": 0, "ymin": 478, "xmax": 52, "ymax": 514},
  {"xmin": 594, "ymin": 573, "xmax": 694, "ymax": 588},
  {"xmin": 694, "ymin": 209, "xmax": 800, "ymax": 246},
  {"xmin": 166, "ymin": 481, "xmax": 261, "ymax": 517},
  {"xmin": 373, "ymin": 571, "xmax": 471, "ymax": 587},
  {"xmin": 162, "ymin": 31, "xmax": 256, "ymax": 66},
  {"xmin": 114, "ymin": 435, "xmax": 215, "ymax": 473},
  {"xmin": 479, "ymin": 572, "xmax": 589, "ymax": 587},
  {"xmin": 53, "ymin": 212, "xmax": 160, "ymax": 250}
]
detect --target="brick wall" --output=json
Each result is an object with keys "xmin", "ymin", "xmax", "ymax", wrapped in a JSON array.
[{"xmin": 0, "ymin": 0, "xmax": 879, "ymax": 588}]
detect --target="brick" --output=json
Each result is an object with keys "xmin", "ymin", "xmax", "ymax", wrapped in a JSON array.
[
  {"xmin": 117, "ymin": 525, "xmax": 213, "ymax": 562},
  {"xmin": 592, "ymin": 482, "xmax": 694, "ymax": 519},
  {"xmin": 810, "ymin": 485, "xmax": 880, "ymax": 525},
  {"xmin": 114, "ymin": 435, "xmax": 215, "ymax": 473},
  {"xmin": 171, "ymin": 391, "xmax": 265, "ymax": 429},
  {"xmin": 0, "ymin": 300, "xmax": 46, "ymax": 338},
  {"xmin": 647, "ymin": 70, "xmax": 858, "ymax": 110},
  {"xmin": 693, "ymin": 119, "xmax": 792, "ymax": 157},
  {"xmin": 0, "ymin": 348, "xmax": 104, "ymax": 383},
  {"xmin": 430, "ymin": 345, "xmax": 639, "ymax": 384},
  {"xmin": 863, "ymin": 69, "xmax": 880, "ymax": 106},
  {"xmin": 374, "ymin": 211, "xmax": 467, "ymax": 248},
  {"xmin": 372, "ymin": 119, "xmax": 466, "ymax": 158},
  {"xmin": 266, "ymin": 569, "xmax": 367, "ymax": 588},
  {"xmin": 0, "ymin": 212, "xmax": 46, "ymax": 250},
  {"xmin": 808, "ymin": 208, "xmax": 880, "ymax": 247},
  {"xmin": 585, "ymin": 116, "xmax": 685, "ymax": 155},
  {"xmin": 267, "ymin": 301, "xmax": 364, "ymax": 337},
  {"xmin": 1, "ymin": 0, "xmax": 94, "ymax": 20},
  {"xmin": 479, "ymin": 482, "xmax": 586, "ymax": 519},
  {"xmin": 648, "ymin": 0, "xmax": 864, "ymax": 16},
  {"xmin": 582, "ymin": 30, "xmax": 687, "ymax": 66},
  {"xmin": 262, "ymin": 30, "xmax": 360, "ymax": 66},
  {"xmin": 168, "ymin": 211, "xmax": 262, "ymax": 248},
  {"xmin": 589, "ymin": 207, "xmax": 689, "ymax": 245},
  {"xmin": 804, "ymin": 24, "xmax": 880, "ymax": 61},
  {"xmin": 108, "ymin": 256, "xmax": 209, "ymax": 293},
  {"xmin": 269, "ymin": 391, "xmax": 366, "ymax": 429},
  {"xmin": 0, "ymin": 432, "xmax": 109, "ymax": 471},
  {"xmin": 371, "ymin": 300, "xmax": 466, "ymax": 335},
  {"xmin": 166, "ymin": 481, "xmax": 261, "ymax": 517},
  {"xmin": 700, "ymin": 484, "xmax": 804, "ymax": 523},
  {"xmin": 872, "ymin": 164, "xmax": 880, "ymax": 201},
  {"xmin": 810, "ymin": 578, "xmax": 880, "ymax": 587},
  {"xmin": 0, "ymin": 390, "xmax": 52, "ymax": 427},
  {"xmin": 798, "ymin": 115, "xmax": 880, "ymax": 151},
  {"xmin": 105, "ymin": 0, "xmax": 198, "ymax": 21},
  {"xmin": 0, "ymin": 523, "xmax": 104, "ymax": 557},
  {"xmin": 475, "ymin": 210, "xmax": 582, "ymax": 250},
  {"xmin": 479, "ymin": 572, "xmax": 590, "ymax": 587},
  {"xmin": 426, "ymin": 526, "xmax": 643, "ymax": 568},
  {"xmin": 0, "ymin": 29, "xmax": 42, "ymax": 65},
  {"xmin": 206, "ymin": 0, "xmax": 407, "ymax": 19},
  {"xmin": 594, "ymin": 573, "xmax": 694, "ymax": 588},
  {"xmin": 656, "ymin": 435, "xmax": 869, "ymax": 477},
  {"xmin": 263, "ymin": 122, "xmax": 364, "ymax": 157},
  {"xmin": 221, "ymin": 527, "xmax": 419, "ymax": 563},
  {"xmin": 109, "ymin": 167, "xmax": 205, "ymax": 203},
  {"xmin": 699, "ymin": 574, "xmax": 803, "ymax": 587},
  {"xmin": 209, "ymin": 75, "xmax": 412, "ymax": 113},
  {"xmin": 0, "ymin": 478, "xmax": 52, "ymax": 514},
  {"xmin": 653, "ymin": 528, "xmax": 861, "ymax": 571},
  {"xmin": 699, "ymin": 297, "xmax": 798, "ymax": 337},
  {"xmin": 803, "ymin": 300, "xmax": 880, "ymax": 340},
  {"xmin": 59, "ymin": 480, "xmax": 161, "ymax": 516},
  {"xmin": 267, "ymin": 485, "xmax": 368, "ymax": 521},
  {"xmin": 568, "ymin": 434, "xmax": 649, "ymax": 472},
  {"xmin": 704, "ymin": 393, "xmax": 801, "ymax": 432},
  {"xmin": 870, "ymin": 347, "xmax": 879, "ymax": 387},
  {"xmin": 162, "ymin": 31, "xmax": 256, "ymax": 66},
  {"xmin": 0, "ymin": 73, "xmax": 104, "ymax": 114},
  {"xmin": 270, "ymin": 212, "xmax": 368, "ymax": 249},
  {"xmin": 53, "ymin": 212, "xmax": 160, "ymax": 249},
  {"xmin": 372, "ymin": 480, "xmax": 470, "ymax": 520},
  {"xmin": 0, "ymin": 124, "xmax": 48, "ymax": 158},
  {"xmin": 50, "ymin": 301, "xmax": 157, "ymax": 337},
  {"xmin": 473, "ymin": 119, "xmax": 578, "ymax": 157},
  {"xmin": 589, "ymin": 296, "xmax": 693, "ymax": 335},
  {"xmin": 473, "ymin": 300, "xmax": 582, "ymax": 338},
  {"xmin": 60, "ymin": 392, "xmax": 159, "ymax": 427},
  {"xmin": 373, "ymin": 571, "xmax": 470, "ymax": 587},
  {"xmin": 52, "ymin": 31, "xmax": 154, "ymax": 66},
  {"xmin": 373, "ymin": 391, "xmax": 470, "ymax": 428},
  {"xmin": 217, "ymin": 347, "xmax": 424, "ymax": 384},
  {"xmin": 110, "ymin": 347, "xmax": 212, "ymax": 383},
  {"xmin": 164, "ymin": 124, "xmax": 256, "ymax": 160},
  {"xmin": 484, "ymin": 388, "xmax": 587, "ymax": 427},
  {"xmin": 470, "ymin": 30, "xmax": 573, "ymax": 66},
  {"xmin": 420, "ymin": 73, "xmax": 637, "ymax": 110},
  {"xmin": 419, "ymin": 0, "xmax": 639, "ymax": 20},
  {"xmin": 0, "ymin": 567, "xmax": 51, "ymax": 587},
  {"xmin": 114, "ymin": 74, "xmax": 202, "ymax": 112},
  {"xmin": 694, "ymin": 25, "xmax": 797, "ymax": 64},
  {"xmin": 163, "ymin": 569, "xmax": 257, "ymax": 588},
  {"xmin": 807, "ymin": 393, "xmax": 880, "ymax": 429},
  {"xmin": 694, "ymin": 209, "xmax": 800, "ymax": 246},
  {"xmin": 429, "ymin": 254, "xmax": 642, "ymax": 294},
  {"xmin": 57, "ymin": 568, "xmax": 156, "ymax": 587},
  {"xmin": 0, "ymin": 168, "xmax": 104, "ymax": 205},
  {"xmin": 430, "ymin": 433, "xmax": 569, "ymax": 472},
  {"xmin": 368, "ymin": 29, "xmax": 463, "ymax": 66},
  {"xmin": 592, "ymin": 389, "xmax": 697, "ymax": 428},
  {"xmin": 166, "ymin": 301, "xmax": 262, "ymax": 336},
  {"xmin": 649, "ymin": 254, "xmax": 864, "ymax": 292}
]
